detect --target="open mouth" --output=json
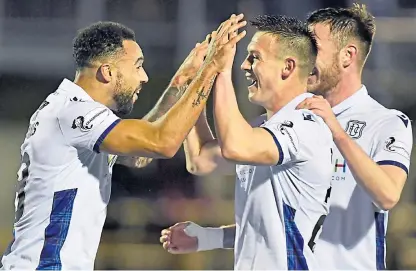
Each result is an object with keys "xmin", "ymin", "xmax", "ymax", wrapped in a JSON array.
[
  {"xmin": 248, "ymin": 78, "xmax": 257, "ymax": 87},
  {"xmin": 246, "ymin": 73, "xmax": 258, "ymax": 87}
]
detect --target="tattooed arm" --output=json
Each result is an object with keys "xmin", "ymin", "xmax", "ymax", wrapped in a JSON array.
[
  {"xmin": 116, "ymin": 35, "xmax": 208, "ymax": 168},
  {"xmin": 115, "ymin": 76, "xmax": 190, "ymax": 168},
  {"xmin": 104, "ymin": 14, "xmax": 247, "ymax": 164}
]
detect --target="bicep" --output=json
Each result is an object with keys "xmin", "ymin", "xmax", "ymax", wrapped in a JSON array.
[
  {"xmin": 379, "ymin": 165, "xmax": 408, "ymax": 193},
  {"xmin": 373, "ymin": 116, "xmax": 413, "ymax": 174},
  {"xmin": 221, "ymin": 127, "xmax": 280, "ymax": 165},
  {"xmin": 99, "ymin": 119, "xmax": 171, "ymax": 158}
]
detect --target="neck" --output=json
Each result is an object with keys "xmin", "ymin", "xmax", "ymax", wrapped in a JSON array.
[
  {"xmin": 324, "ymin": 72, "xmax": 362, "ymax": 107},
  {"xmin": 265, "ymin": 83, "xmax": 306, "ymax": 120},
  {"xmin": 74, "ymin": 72, "xmax": 115, "ymax": 110}
]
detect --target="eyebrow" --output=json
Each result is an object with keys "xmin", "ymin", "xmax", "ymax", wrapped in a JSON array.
[
  {"xmin": 134, "ymin": 57, "xmax": 144, "ymax": 65},
  {"xmin": 248, "ymin": 49, "xmax": 261, "ymax": 55}
]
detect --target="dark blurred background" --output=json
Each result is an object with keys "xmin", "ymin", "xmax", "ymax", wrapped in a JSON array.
[{"xmin": 0, "ymin": 0, "xmax": 415, "ymax": 269}]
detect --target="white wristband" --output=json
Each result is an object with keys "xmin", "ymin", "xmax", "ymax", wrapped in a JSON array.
[{"xmin": 183, "ymin": 222, "xmax": 224, "ymax": 251}]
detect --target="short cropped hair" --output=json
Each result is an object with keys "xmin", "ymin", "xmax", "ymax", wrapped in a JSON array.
[
  {"xmin": 73, "ymin": 21, "xmax": 136, "ymax": 69},
  {"xmin": 250, "ymin": 14, "xmax": 318, "ymax": 78},
  {"xmin": 307, "ymin": 3, "xmax": 376, "ymax": 65}
]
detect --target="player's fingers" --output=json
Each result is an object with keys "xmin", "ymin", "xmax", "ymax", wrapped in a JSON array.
[
  {"xmin": 235, "ymin": 13, "xmax": 244, "ymax": 22},
  {"xmin": 162, "ymin": 241, "xmax": 171, "ymax": 250},
  {"xmin": 228, "ymin": 20, "xmax": 247, "ymax": 36},
  {"xmin": 160, "ymin": 234, "xmax": 169, "ymax": 244},
  {"xmin": 295, "ymin": 99, "xmax": 308, "ymax": 110},
  {"xmin": 161, "ymin": 229, "xmax": 171, "ymax": 236},
  {"xmin": 217, "ymin": 19, "xmax": 233, "ymax": 39},
  {"xmin": 227, "ymin": 30, "xmax": 247, "ymax": 46}
]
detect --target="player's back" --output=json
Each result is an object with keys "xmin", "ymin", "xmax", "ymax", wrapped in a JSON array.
[
  {"xmin": 1, "ymin": 79, "xmax": 120, "ymax": 270},
  {"xmin": 234, "ymin": 93, "xmax": 333, "ymax": 270},
  {"xmin": 315, "ymin": 86, "xmax": 413, "ymax": 269}
]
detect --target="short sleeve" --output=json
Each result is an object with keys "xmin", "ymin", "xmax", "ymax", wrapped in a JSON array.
[
  {"xmin": 372, "ymin": 114, "xmax": 413, "ymax": 175},
  {"xmin": 58, "ymin": 100, "xmax": 120, "ymax": 152},
  {"xmin": 261, "ymin": 110, "xmax": 332, "ymax": 165}
]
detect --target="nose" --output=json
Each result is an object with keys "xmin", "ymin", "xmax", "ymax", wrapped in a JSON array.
[
  {"xmin": 141, "ymin": 67, "xmax": 149, "ymax": 83},
  {"xmin": 241, "ymin": 57, "xmax": 251, "ymax": 71}
]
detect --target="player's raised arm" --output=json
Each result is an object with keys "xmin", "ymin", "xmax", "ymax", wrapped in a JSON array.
[
  {"xmin": 116, "ymin": 35, "xmax": 211, "ymax": 168},
  {"xmin": 92, "ymin": 15, "xmax": 247, "ymax": 159}
]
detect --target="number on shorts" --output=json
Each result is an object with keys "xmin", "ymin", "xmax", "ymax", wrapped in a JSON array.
[
  {"xmin": 308, "ymin": 186, "xmax": 332, "ymax": 252},
  {"xmin": 15, "ymin": 152, "xmax": 30, "ymax": 223}
]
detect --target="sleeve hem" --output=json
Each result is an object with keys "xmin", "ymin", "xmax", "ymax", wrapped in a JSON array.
[
  {"xmin": 376, "ymin": 160, "xmax": 409, "ymax": 175},
  {"xmin": 93, "ymin": 119, "xmax": 121, "ymax": 153},
  {"xmin": 262, "ymin": 127, "xmax": 284, "ymax": 165}
]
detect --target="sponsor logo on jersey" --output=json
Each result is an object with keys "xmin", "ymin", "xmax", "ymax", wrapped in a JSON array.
[
  {"xmin": 384, "ymin": 136, "xmax": 410, "ymax": 159},
  {"xmin": 332, "ymin": 158, "xmax": 347, "ymax": 181},
  {"xmin": 71, "ymin": 108, "xmax": 109, "ymax": 132},
  {"xmin": 278, "ymin": 120, "xmax": 299, "ymax": 154},
  {"xmin": 345, "ymin": 120, "xmax": 366, "ymax": 139},
  {"xmin": 303, "ymin": 113, "xmax": 315, "ymax": 122}
]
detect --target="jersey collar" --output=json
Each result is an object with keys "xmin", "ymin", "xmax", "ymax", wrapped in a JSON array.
[
  {"xmin": 58, "ymin": 78, "xmax": 94, "ymax": 102},
  {"xmin": 332, "ymin": 85, "xmax": 369, "ymax": 116},
  {"xmin": 265, "ymin": 92, "xmax": 313, "ymax": 123}
]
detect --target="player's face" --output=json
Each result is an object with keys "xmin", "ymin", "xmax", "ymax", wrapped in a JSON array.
[
  {"xmin": 241, "ymin": 32, "xmax": 284, "ymax": 106},
  {"xmin": 307, "ymin": 23, "xmax": 341, "ymax": 95},
  {"xmin": 112, "ymin": 40, "xmax": 148, "ymax": 116}
]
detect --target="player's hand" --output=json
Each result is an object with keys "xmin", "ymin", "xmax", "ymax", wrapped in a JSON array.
[
  {"xmin": 178, "ymin": 34, "xmax": 211, "ymax": 79},
  {"xmin": 205, "ymin": 14, "xmax": 247, "ymax": 73},
  {"xmin": 296, "ymin": 95, "xmax": 343, "ymax": 136},
  {"xmin": 160, "ymin": 221, "xmax": 198, "ymax": 254}
]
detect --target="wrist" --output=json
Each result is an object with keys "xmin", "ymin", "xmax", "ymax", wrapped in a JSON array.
[
  {"xmin": 196, "ymin": 227, "xmax": 224, "ymax": 251},
  {"xmin": 331, "ymin": 124, "xmax": 348, "ymax": 142}
]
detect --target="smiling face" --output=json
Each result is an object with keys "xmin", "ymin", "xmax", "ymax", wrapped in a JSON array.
[
  {"xmin": 111, "ymin": 40, "xmax": 148, "ymax": 116},
  {"xmin": 240, "ymin": 32, "xmax": 286, "ymax": 106}
]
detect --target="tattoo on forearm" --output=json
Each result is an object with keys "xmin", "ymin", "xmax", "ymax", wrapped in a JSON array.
[
  {"xmin": 191, "ymin": 75, "xmax": 216, "ymax": 108},
  {"xmin": 145, "ymin": 80, "xmax": 191, "ymax": 122},
  {"xmin": 192, "ymin": 90, "xmax": 209, "ymax": 107}
]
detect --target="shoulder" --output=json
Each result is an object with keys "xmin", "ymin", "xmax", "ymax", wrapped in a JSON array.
[
  {"xmin": 265, "ymin": 109, "xmax": 332, "ymax": 147},
  {"xmin": 58, "ymin": 97, "xmax": 116, "ymax": 132}
]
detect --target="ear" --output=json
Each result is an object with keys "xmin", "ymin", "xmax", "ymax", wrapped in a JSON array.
[
  {"xmin": 282, "ymin": 58, "xmax": 296, "ymax": 80},
  {"xmin": 341, "ymin": 44, "xmax": 358, "ymax": 68},
  {"xmin": 97, "ymin": 64, "xmax": 113, "ymax": 83}
]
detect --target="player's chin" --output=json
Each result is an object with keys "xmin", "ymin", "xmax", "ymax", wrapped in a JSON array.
[{"xmin": 247, "ymin": 91, "xmax": 261, "ymax": 105}]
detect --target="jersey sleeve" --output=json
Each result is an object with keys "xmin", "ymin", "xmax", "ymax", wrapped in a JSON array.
[
  {"xmin": 372, "ymin": 114, "xmax": 413, "ymax": 175},
  {"xmin": 261, "ymin": 110, "xmax": 332, "ymax": 165},
  {"xmin": 58, "ymin": 100, "xmax": 120, "ymax": 152}
]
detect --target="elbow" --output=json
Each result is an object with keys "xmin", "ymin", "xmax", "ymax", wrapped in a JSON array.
[
  {"xmin": 150, "ymin": 131, "xmax": 181, "ymax": 159},
  {"xmin": 186, "ymin": 160, "xmax": 210, "ymax": 176},
  {"xmin": 377, "ymin": 193, "xmax": 401, "ymax": 211},
  {"xmin": 221, "ymin": 145, "xmax": 241, "ymax": 162},
  {"xmin": 156, "ymin": 141, "xmax": 179, "ymax": 159}
]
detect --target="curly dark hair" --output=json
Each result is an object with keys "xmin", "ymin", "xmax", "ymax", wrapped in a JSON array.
[
  {"xmin": 307, "ymin": 3, "xmax": 376, "ymax": 65},
  {"xmin": 73, "ymin": 21, "xmax": 136, "ymax": 70},
  {"xmin": 251, "ymin": 15, "xmax": 318, "ymax": 78}
]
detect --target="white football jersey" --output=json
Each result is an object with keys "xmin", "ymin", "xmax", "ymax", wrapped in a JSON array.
[
  {"xmin": 315, "ymin": 86, "xmax": 413, "ymax": 270},
  {"xmin": 1, "ymin": 79, "xmax": 120, "ymax": 270},
  {"xmin": 234, "ymin": 93, "xmax": 333, "ymax": 270}
]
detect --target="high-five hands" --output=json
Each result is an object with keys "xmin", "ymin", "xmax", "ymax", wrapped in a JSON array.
[{"xmin": 205, "ymin": 14, "xmax": 247, "ymax": 73}]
